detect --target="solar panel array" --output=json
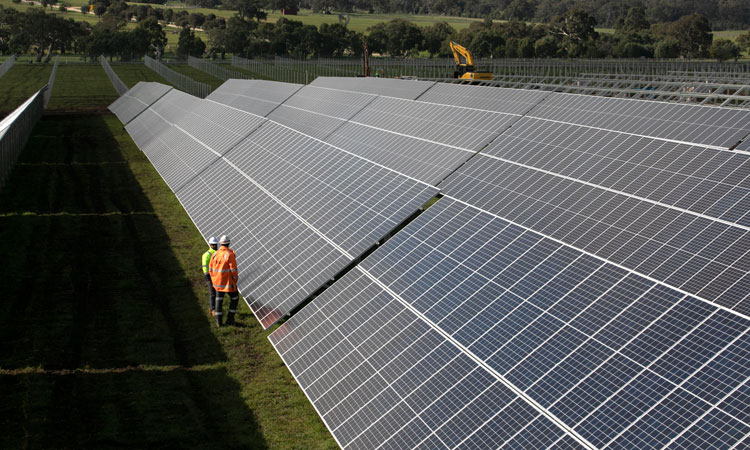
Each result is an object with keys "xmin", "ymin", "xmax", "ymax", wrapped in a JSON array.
[
  {"xmin": 527, "ymin": 93, "xmax": 750, "ymax": 149},
  {"xmin": 205, "ymin": 79, "xmax": 303, "ymax": 116},
  {"xmin": 108, "ymin": 81, "xmax": 172, "ymax": 124},
  {"xmin": 265, "ymin": 79, "xmax": 749, "ymax": 449},
  {"xmin": 112, "ymin": 77, "xmax": 750, "ymax": 449},
  {"xmin": 116, "ymin": 81, "xmax": 437, "ymax": 329}
]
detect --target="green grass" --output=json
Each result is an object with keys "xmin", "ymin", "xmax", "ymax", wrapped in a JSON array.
[
  {"xmin": 0, "ymin": 64, "xmax": 51, "ymax": 117},
  {"xmin": 45, "ymin": 64, "xmax": 119, "ymax": 111},
  {"xmin": 111, "ymin": 63, "xmax": 175, "ymax": 87},
  {"xmin": 165, "ymin": 63, "xmax": 224, "ymax": 89},
  {"xmin": 0, "ymin": 113, "xmax": 336, "ymax": 449}
]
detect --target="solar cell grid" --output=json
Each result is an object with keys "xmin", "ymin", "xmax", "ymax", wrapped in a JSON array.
[
  {"xmin": 416, "ymin": 82, "xmax": 551, "ymax": 115},
  {"xmin": 441, "ymin": 153, "xmax": 750, "ymax": 314},
  {"xmin": 152, "ymin": 90, "xmax": 266, "ymax": 154},
  {"xmin": 527, "ymin": 93, "xmax": 750, "ymax": 149},
  {"xmin": 357, "ymin": 196, "xmax": 750, "ymax": 449},
  {"xmin": 268, "ymin": 266, "xmax": 585, "ymax": 450},
  {"xmin": 309, "ymin": 77, "xmax": 435, "ymax": 100},
  {"xmin": 205, "ymin": 79, "xmax": 303, "ymax": 116},
  {"xmin": 108, "ymin": 81, "xmax": 172, "ymax": 125},
  {"xmin": 266, "ymin": 86, "xmax": 377, "ymax": 139},
  {"xmin": 324, "ymin": 94, "xmax": 529, "ymax": 185},
  {"xmin": 223, "ymin": 121, "xmax": 438, "ymax": 258}
]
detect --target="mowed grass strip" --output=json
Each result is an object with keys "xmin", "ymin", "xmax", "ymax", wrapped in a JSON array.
[
  {"xmin": 0, "ymin": 64, "xmax": 51, "ymax": 117},
  {"xmin": 45, "ymin": 64, "xmax": 119, "ymax": 111},
  {"xmin": 0, "ymin": 113, "xmax": 336, "ymax": 449},
  {"xmin": 111, "ymin": 63, "xmax": 175, "ymax": 88},
  {"xmin": 163, "ymin": 63, "xmax": 225, "ymax": 89}
]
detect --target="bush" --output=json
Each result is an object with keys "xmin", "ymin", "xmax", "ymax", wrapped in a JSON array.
[
  {"xmin": 654, "ymin": 39, "xmax": 681, "ymax": 58},
  {"xmin": 710, "ymin": 39, "xmax": 740, "ymax": 61}
]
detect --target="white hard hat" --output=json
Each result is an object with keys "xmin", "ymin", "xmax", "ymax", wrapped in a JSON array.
[
  {"xmin": 208, "ymin": 236, "xmax": 218, "ymax": 245},
  {"xmin": 219, "ymin": 235, "xmax": 230, "ymax": 244}
]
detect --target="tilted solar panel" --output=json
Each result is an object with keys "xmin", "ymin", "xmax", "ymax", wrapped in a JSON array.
[
  {"xmin": 108, "ymin": 81, "xmax": 172, "ymax": 125},
  {"xmin": 222, "ymin": 121, "xmax": 438, "ymax": 326},
  {"xmin": 440, "ymin": 123, "xmax": 750, "ymax": 315},
  {"xmin": 737, "ymin": 138, "xmax": 750, "ymax": 151},
  {"xmin": 269, "ymin": 266, "xmax": 587, "ymax": 450},
  {"xmin": 206, "ymin": 79, "xmax": 303, "ymax": 116},
  {"xmin": 272, "ymin": 197, "xmax": 750, "ymax": 449},
  {"xmin": 325, "ymin": 96, "xmax": 520, "ymax": 184},
  {"xmin": 527, "ymin": 93, "xmax": 750, "ymax": 149},
  {"xmin": 417, "ymin": 82, "xmax": 551, "ymax": 115},
  {"xmin": 152, "ymin": 90, "xmax": 266, "ymax": 154},
  {"xmin": 266, "ymin": 85, "xmax": 377, "ymax": 139},
  {"xmin": 309, "ymin": 77, "xmax": 435, "ymax": 100}
]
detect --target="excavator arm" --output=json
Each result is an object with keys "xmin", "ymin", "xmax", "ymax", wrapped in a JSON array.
[
  {"xmin": 449, "ymin": 41, "xmax": 476, "ymax": 68},
  {"xmin": 449, "ymin": 41, "xmax": 493, "ymax": 81}
]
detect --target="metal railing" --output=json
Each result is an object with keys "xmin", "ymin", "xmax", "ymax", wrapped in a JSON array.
[
  {"xmin": 145, "ymin": 56, "xmax": 212, "ymax": 98},
  {"xmin": 43, "ymin": 55, "xmax": 59, "ymax": 108},
  {"xmin": 232, "ymin": 56, "xmax": 750, "ymax": 86},
  {"xmin": 188, "ymin": 56, "xmax": 250, "ymax": 82},
  {"xmin": 0, "ymin": 55, "xmax": 16, "ymax": 79},
  {"xmin": 101, "ymin": 55, "xmax": 129, "ymax": 96},
  {"xmin": 0, "ymin": 87, "xmax": 46, "ymax": 189}
]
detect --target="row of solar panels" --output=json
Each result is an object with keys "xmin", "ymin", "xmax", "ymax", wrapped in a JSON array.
[{"xmin": 110, "ymin": 78, "xmax": 750, "ymax": 449}]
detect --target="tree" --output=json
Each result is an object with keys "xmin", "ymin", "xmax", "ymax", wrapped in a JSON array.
[
  {"xmin": 550, "ymin": 9, "xmax": 598, "ymax": 55},
  {"xmin": 503, "ymin": 0, "xmax": 534, "ymax": 21},
  {"xmin": 737, "ymin": 30, "xmax": 750, "ymax": 56},
  {"xmin": 188, "ymin": 12, "xmax": 205, "ymax": 29},
  {"xmin": 421, "ymin": 21, "xmax": 454, "ymax": 57},
  {"xmin": 138, "ymin": 17, "xmax": 166, "ymax": 59},
  {"xmin": 654, "ymin": 39, "xmax": 680, "ymax": 58},
  {"xmin": 176, "ymin": 25, "xmax": 205, "ymax": 58},
  {"xmin": 710, "ymin": 38, "xmax": 740, "ymax": 61},
  {"xmin": 369, "ymin": 18, "xmax": 422, "ymax": 56},
  {"xmin": 223, "ymin": 0, "xmax": 266, "ymax": 22},
  {"xmin": 664, "ymin": 14, "xmax": 713, "ymax": 58}
]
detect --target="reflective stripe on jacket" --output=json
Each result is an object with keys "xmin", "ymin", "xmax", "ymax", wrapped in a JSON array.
[
  {"xmin": 201, "ymin": 248, "xmax": 216, "ymax": 274},
  {"xmin": 209, "ymin": 246, "xmax": 238, "ymax": 292}
]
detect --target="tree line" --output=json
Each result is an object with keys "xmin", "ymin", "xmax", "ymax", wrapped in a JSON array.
[{"xmin": 1, "ymin": 3, "xmax": 749, "ymax": 62}]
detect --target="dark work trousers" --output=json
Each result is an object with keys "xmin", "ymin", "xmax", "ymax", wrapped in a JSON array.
[
  {"xmin": 216, "ymin": 291, "xmax": 239, "ymax": 326},
  {"xmin": 205, "ymin": 276, "xmax": 216, "ymax": 312}
]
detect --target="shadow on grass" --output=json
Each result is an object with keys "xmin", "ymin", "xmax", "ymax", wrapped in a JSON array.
[{"xmin": 0, "ymin": 114, "xmax": 268, "ymax": 449}]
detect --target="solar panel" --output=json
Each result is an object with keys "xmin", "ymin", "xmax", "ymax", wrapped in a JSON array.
[
  {"xmin": 325, "ymin": 96, "xmax": 521, "ymax": 184},
  {"xmin": 151, "ymin": 90, "xmax": 266, "ymax": 154},
  {"xmin": 528, "ymin": 93, "xmax": 750, "ymax": 149},
  {"xmin": 108, "ymin": 81, "xmax": 172, "ymax": 124},
  {"xmin": 417, "ymin": 82, "xmax": 551, "ymax": 114},
  {"xmin": 221, "ymin": 121, "xmax": 438, "ymax": 326},
  {"xmin": 271, "ymin": 196, "xmax": 750, "ymax": 449},
  {"xmin": 737, "ymin": 138, "xmax": 750, "ymax": 151},
  {"xmin": 266, "ymin": 85, "xmax": 377, "ymax": 139},
  {"xmin": 123, "ymin": 108, "xmax": 172, "ymax": 151},
  {"xmin": 206, "ymin": 79, "xmax": 303, "ymax": 116},
  {"xmin": 268, "ymin": 266, "xmax": 586, "ymax": 450},
  {"xmin": 443, "ymin": 125, "xmax": 750, "ymax": 314},
  {"xmin": 309, "ymin": 77, "xmax": 435, "ymax": 100}
]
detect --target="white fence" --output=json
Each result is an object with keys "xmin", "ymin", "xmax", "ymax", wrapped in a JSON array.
[
  {"xmin": 145, "ymin": 56, "xmax": 212, "ymax": 98},
  {"xmin": 43, "ymin": 55, "xmax": 59, "ymax": 108},
  {"xmin": 188, "ymin": 56, "xmax": 250, "ymax": 82},
  {"xmin": 100, "ymin": 55, "xmax": 129, "ymax": 96},
  {"xmin": 0, "ymin": 55, "xmax": 16, "ymax": 79},
  {"xmin": 0, "ymin": 88, "xmax": 46, "ymax": 188}
]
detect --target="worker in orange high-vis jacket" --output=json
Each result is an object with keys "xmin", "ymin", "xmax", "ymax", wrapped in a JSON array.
[{"xmin": 208, "ymin": 234, "xmax": 239, "ymax": 327}]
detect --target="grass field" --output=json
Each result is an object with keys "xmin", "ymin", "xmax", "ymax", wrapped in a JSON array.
[
  {"xmin": 0, "ymin": 111, "xmax": 336, "ymax": 448},
  {"xmin": 45, "ymin": 64, "xmax": 120, "ymax": 111},
  {"xmin": 0, "ymin": 64, "xmax": 52, "ymax": 117},
  {"xmin": 111, "ymin": 63, "xmax": 174, "ymax": 88},
  {"xmin": 165, "ymin": 63, "xmax": 225, "ymax": 89}
]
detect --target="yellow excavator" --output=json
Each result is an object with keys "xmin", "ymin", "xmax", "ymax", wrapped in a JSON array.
[{"xmin": 449, "ymin": 41, "xmax": 493, "ymax": 81}]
